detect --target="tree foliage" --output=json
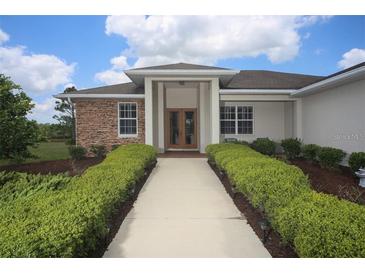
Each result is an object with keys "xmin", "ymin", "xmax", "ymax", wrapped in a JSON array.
[
  {"xmin": 0, "ymin": 74, "xmax": 40, "ymax": 160},
  {"xmin": 53, "ymin": 86, "xmax": 77, "ymax": 144}
]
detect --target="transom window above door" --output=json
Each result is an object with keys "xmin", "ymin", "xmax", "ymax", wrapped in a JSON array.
[
  {"xmin": 119, "ymin": 102, "xmax": 138, "ymax": 137},
  {"xmin": 220, "ymin": 105, "xmax": 253, "ymax": 134}
]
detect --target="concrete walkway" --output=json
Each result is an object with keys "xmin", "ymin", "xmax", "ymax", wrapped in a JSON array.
[{"xmin": 103, "ymin": 158, "xmax": 271, "ymax": 258}]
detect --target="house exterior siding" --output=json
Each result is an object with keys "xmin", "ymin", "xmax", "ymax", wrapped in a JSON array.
[
  {"xmin": 74, "ymin": 98, "xmax": 145, "ymax": 150},
  {"xmin": 219, "ymin": 101, "xmax": 293, "ymax": 142},
  {"xmin": 302, "ymin": 78, "xmax": 365, "ymax": 154}
]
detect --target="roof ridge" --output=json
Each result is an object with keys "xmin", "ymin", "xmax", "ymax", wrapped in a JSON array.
[{"xmin": 238, "ymin": 69, "xmax": 324, "ymax": 78}]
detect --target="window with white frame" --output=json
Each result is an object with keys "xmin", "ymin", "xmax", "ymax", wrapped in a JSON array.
[
  {"xmin": 119, "ymin": 102, "xmax": 138, "ymax": 136},
  {"xmin": 220, "ymin": 105, "xmax": 253, "ymax": 134},
  {"xmin": 237, "ymin": 106, "xmax": 253, "ymax": 134},
  {"xmin": 220, "ymin": 106, "xmax": 236, "ymax": 134}
]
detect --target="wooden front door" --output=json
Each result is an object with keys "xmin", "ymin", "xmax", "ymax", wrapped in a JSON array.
[{"xmin": 166, "ymin": 108, "xmax": 197, "ymax": 149}]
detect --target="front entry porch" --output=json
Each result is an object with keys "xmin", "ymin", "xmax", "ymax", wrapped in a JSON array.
[{"xmin": 144, "ymin": 79, "xmax": 220, "ymax": 153}]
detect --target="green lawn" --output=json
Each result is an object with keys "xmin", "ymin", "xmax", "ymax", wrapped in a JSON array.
[{"xmin": 0, "ymin": 142, "xmax": 70, "ymax": 166}]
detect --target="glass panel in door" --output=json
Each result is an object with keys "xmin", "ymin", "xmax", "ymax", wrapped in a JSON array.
[
  {"xmin": 184, "ymin": 111, "xmax": 195, "ymax": 145},
  {"xmin": 169, "ymin": 111, "xmax": 180, "ymax": 145}
]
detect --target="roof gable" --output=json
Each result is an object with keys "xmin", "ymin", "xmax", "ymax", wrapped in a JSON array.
[{"xmin": 131, "ymin": 62, "xmax": 230, "ymax": 70}]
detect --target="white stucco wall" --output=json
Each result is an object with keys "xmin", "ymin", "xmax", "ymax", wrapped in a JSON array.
[
  {"xmin": 302, "ymin": 79, "xmax": 365, "ymax": 154},
  {"xmin": 165, "ymin": 88, "xmax": 198, "ymax": 108},
  {"xmin": 284, "ymin": 102, "xmax": 294, "ymax": 139},
  {"xmin": 199, "ymin": 82, "xmax": 211, "ymax": 152},
  {"xmin": 220, "ymin": 101, "xmax": 291, "ymax": 142}
]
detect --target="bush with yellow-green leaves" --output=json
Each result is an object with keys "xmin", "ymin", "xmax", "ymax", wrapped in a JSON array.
[
  {"xmin": 0, "ymin": 144, "xmax": 157, "ymax": 257},
  {"xmin": 206, "ymin": 143, "xmax": 365, "ymax": 257}
]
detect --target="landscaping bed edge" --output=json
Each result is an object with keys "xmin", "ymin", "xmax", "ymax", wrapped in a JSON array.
[
  {"xmin": 93, "ymin": 159, "xmax": 157, "ymax": 257},
  {"xmin": 208, "ymin": 159, "xmax": 298, "ymax": 258}
]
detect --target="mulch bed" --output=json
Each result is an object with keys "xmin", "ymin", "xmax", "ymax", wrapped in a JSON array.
[
  {"xmin": 93, "ymin": 160, "xmax": 157, "ymax": 257},
  {"xmin": 0, "ymin": 157, "xmax": 104, "ymax": 176},
  {"xmin": 290, "ymin": 159, "xmax": 365, "ymax": 205},
  {"xmin": 208, "ymin": 160, "xmax": 298, "ymax": 258}
]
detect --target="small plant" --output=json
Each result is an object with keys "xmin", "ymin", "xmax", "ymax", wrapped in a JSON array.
[
  {"xmin": 90, "ymin": 144, "xmax": 107, "ymax": 158},
  {"xmin": 281, "ymin": 138, "xmax": 302, "ymax": 159},
  {"xmin": 302, "ymin": 144, "xmax": 320, "ymax": 162},
  {"xmin": 68, "ymin": 145, "xmax": 87, "ymax": 160},
  {"xmin": 251, "ymin": 138, "xmax": 276, "ymax": 156},
  {"xmin": 318, "ymin": 147, "xmax": 346, "ymax": 169},
  {"xmin": 348, "ymin": 152, "xmax": 365, "ymax": 173}
]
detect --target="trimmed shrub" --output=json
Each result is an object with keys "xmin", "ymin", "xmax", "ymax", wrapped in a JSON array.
[
  {"xmin": 302, "ymin": 144, "xmax": 320, "ymax": 162},
  {"xmin": 206, "ymin": 143, "xmax": 365, "ymax": 257},
  {"xmin": 318, "ymin": 147, "xmax": 346, "ymax": 169},
  {"xmin": 90, "ymin": 144, "xmax": 107, "ymax": 158},
  {"xmin": 281, "ymin": 138, "xmax": 301, "ymax": 159},
  {"xmin": 225, "ymin": 156, "xmax": 310, "ymax": 219},
  {"xmin": 348, "ymin": 152, "xmax": 365, "ymax": 173},
  {"xmin": 251, "ymin": 138, "xmax": 276, "ymax": 156},
  {"xmin": 275, "ymin": 191, "xmax": 365, "ymax": 257},
  {"xmin": 205, "ymin": 143, "xmax": 244, "ymax": 161},
  {"xmin": 0, "ymin": 144, "xmax": 157, "ymax": 257},
  {"xmin": 68, "ymin": 145, "xmax": 87, "ymax": 160},
  {"xmin": 214, "ymin": 146, "xmax": 260, "ymax": 171}
]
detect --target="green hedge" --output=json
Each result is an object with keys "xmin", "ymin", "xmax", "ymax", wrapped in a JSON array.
[
  {"xmin": 348, "ymin": 152, "xmax": 365, "ymax": 173},
  {"xmin": 250, "ymin": 138, "xmax": 276, "ymax": 156},
  {"xmin": 0, "ymin": 144, "xmax": 157, "ymax": 257},
  {"xmin": 206, "ymin": 143, "xmax": 365, "ymax": 257},
  {"xmin": 317, "ymin": 147, "xmax": 346, "ymax": 169},
  {"xmin": 281, "ymin": 138, "xmax": 301, "ymax": 159}
]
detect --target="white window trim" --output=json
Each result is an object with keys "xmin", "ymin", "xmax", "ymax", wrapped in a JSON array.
[
  {"xmin": 220, "ymin": 106, "xmax": 236, "ymax": 135},
  {"xmin": 237, "ymin": 106, "xmax": 254, "ymax": 135},
  {"xmin": 220, "ymin": 104, "xmax": 255, "ymax": 135},
  {"xmin": 118, "ymin": 102, "xmax": 138, "ymax": 138}
]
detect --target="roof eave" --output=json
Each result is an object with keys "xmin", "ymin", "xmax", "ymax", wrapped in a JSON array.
[
  {"xmin": 54, "ymin": 94, "xmax": 145, "ymax": 99},
  {"xmin": 220, "ymin": 89, "xmax": 294, "ymax": 95},
  {"xmin": 291, "ymin": 66, "xmax": 365, "ymax": 97}
]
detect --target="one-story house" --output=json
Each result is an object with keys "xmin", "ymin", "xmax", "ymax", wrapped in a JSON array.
[{"xmin": 55, "ymin": 62, "xmax": 365, "ymax": 155}]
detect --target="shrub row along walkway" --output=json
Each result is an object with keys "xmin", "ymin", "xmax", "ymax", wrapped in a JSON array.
[{"xmin": 104, "ymin": 158, "xmax": 270, "ymax": 258}]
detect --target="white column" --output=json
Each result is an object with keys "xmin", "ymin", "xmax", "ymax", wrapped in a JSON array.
[
  {"xmin": 210, "ymin": 78, "xmax": 220, "ymax": 144},
  {"xmin": 294, "ymin": 98, "xmax": 303, "ymax": 139},
  {"xmin": 199, "ymin": 82, "xmax": 206, "ymax": 153},
  {"xmin": 144, "ymin": 77, "xmax": 153, "ymax": 145},
  {"xmin": 157, "ymin": 82, "xmax": 165, "ymax": 152}
]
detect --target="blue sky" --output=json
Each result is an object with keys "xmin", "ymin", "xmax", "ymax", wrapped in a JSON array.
[{"xmin": 0, "ymin": 16, "xmax": 364, "ymax": 123}]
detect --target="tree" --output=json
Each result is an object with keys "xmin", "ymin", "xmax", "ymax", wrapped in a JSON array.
[
  {"xmin": 0, "ymin": 74, "xmax": 40, "ymax": 160},
  {"xmin": 53, "ymin": 86, "xmax": 77, "ymax": 144}
]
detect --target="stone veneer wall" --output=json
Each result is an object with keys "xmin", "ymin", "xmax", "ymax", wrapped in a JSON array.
[{"xmin": 74, "ymin": 99, "xmax": 145, "ymax": 151}]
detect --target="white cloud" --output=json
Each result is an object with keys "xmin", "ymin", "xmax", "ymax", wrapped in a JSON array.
[
  {"xmin": 337, "ymin": 48, "xmax": 365, "ymax": 69},
  {"xmin": 110, "ymin": 55, "xmax": 129, "ymax": 69},
  {"xmin": 0, "ymin": 28, "xmax": 9, "ymax": 45},
  {"xmin": 96, "ymin": 16, "xmax": 331, "ymax": 85},
  {"xmin": 106, "ymin": 16, "xmax": 329, "ymax": 66},
  {"xmin": 95, "ymin": 68, "xmax": 131, "ymax": 85},
  {"xmin": 94, "ymin": 55, "xmax": 131, "ymax": 85},
  {"xmin": 0, "ymin": 27, "xmax": 76, "ymax": 123},
  {"xmin": 0, "ymin": 46, "xmax": 75, "ymax": 96},
  {"xmin": 28, "ymin": 97, "xmax": 57, "ymax": 123}
]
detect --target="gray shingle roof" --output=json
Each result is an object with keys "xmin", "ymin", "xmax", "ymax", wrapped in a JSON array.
[
  {"xmin": 71, "ymin": 82, "xmax": 143, "ymax": 94},
  {"xmin": 61, "ymin": 62, "xmax": 365, "ymax": 96},
  {"xmin": 225, "ymin": 70, "xmax": 324, "ymax": 89},
  {"xmin": 131, "ymin": 62, "xmax": 230, "ymax": 70},
  {"xmin": 324, "ymin": 61, "xmax": 365, "ymax": 79}
]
